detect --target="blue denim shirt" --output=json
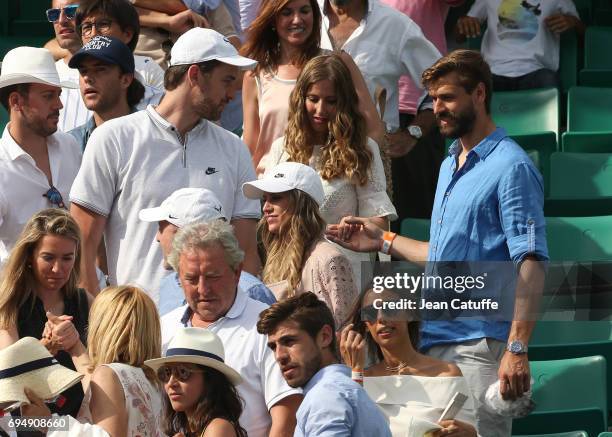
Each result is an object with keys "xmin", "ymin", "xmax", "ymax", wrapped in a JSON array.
[
  {"xmin": 420, "ymin": 127, "xmax": 548, "ymax": 351},
  {"xmin": 158, "ymin": 271, "xmax": 276, "ymax": 316},
  {"xmin": 295, "ymin": 364, "xmax": 391, "ymax": 437}
]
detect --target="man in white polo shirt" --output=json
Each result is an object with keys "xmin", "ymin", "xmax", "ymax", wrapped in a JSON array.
[
  {"xmin": 0, "ymin": 47, "xmax": 82, "ymax": 264},
  {"xmin": 161, "ymin": 219, "xmax": 302, "ymax": 437},
  {"xmin": 70, "ymin": 28, "xmax": 261, "ymax": 300}
]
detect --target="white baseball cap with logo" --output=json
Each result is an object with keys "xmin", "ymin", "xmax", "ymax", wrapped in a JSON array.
[
  {"xmin": 0, "ymin": 46, "xmax": 78, "ymax": 89},
  {"xmin": 138, "ymin": 188, "xmax": 226, "ymax": 228},
  {"xmin": 169, "ymin": 27, "xmax": 257, "ymax": 69},
  {"xmin": 242, "ymin": 162, "xmax": 325, "ymax": 206}
]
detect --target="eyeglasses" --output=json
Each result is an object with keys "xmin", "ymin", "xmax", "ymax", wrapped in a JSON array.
[
  {"xmin": 46, "ymin": 4, "xmax": 79, "ymax": 23},
  {"xmin": 157, "ymin": 364, "xmax": 204, "ymax": 383},
  {"xmin": 78, "ymin": 18, "xmax": 113, "ymax": 37},
  {"xmin": 361, "ymin": 304, "xmax": 406, "ymax": 322},
  {"xmin": 43, "ymin": 186, "xmax": 66, "ymax": 209}
]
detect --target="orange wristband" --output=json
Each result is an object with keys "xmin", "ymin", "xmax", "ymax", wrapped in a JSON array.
[{"xmin": 380, "ymin": 231, "xmax": 397, "ymax": 255}]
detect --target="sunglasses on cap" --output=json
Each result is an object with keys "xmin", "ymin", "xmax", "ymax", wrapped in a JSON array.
[
  {"xmin": 157, "ymin": 364, "xmax": 204, "ymax": 383},
  {"xmin": 46, "ymin": 4, "xmax": 79, "ymax": 22},
  {"xmin": 43, "ymin": 186, "xmax": 66, "ymax": 209}
]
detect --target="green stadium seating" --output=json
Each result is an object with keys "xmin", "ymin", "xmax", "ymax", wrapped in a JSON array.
[
  {"xmin": 549, "ymin": 152, "xmax": 612, "ymax": 199},
  {"xmin": 399, "ymin": 218, "xmax": 430, "ymax": 241},
  {"xmin": 562, "ymin": 132, "xmax": 612, "ymax": 153},
  {"xmin": 580, "ymin": 27, "xmax": 612, "ymax": 87},
  {"xmin": 566, "ymin": 87, "xmax": 612, "ymax": 132},
  {"xmin": 0, "ymin": 105, "xmax": 7, "ymax": 132},
  {"xmin": 0, "ymin": 35, "xmax": 53, "ymax": 58},
  {"xmin": 599, "ymin": 433, "xmax": 612, "ymax": 437},
  {"xmin": 514, "ymin": 433, "xmax": 588, "ymax": 437},
  {"xmin": 545, "ymin": 215, "xmax": 612, "ymax": 261},
  {"xmin": 512, "ymin": 356, "xmax": 608, "ymax": 436},
  {"xmin": 559, "ymin": 32, "xmax": 579, "ymax": 94}
]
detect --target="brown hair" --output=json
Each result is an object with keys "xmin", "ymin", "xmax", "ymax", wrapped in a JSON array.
[
  {"xmin": 164, "ymin": 60, "xmax": 221, "ymax": 91},
  {"xmin": 421, "ymin": 49, "xmax": 493, "ymax": 114},
  {"xmin": 0, "ymin": 209, "xmax": 82, "ymax": 329},
  {"xmin": 257, "ymin": 292, "xmax": 337, "ymax": 354},
  {"xmin": 76, "ymin": 0, "xmax": 140, "ymax": 51},
  {"xmin": 0, "ymin": 83, "xmax": 30, "ymax": 111},
  {"xmin": 241, "ymin": 0, "xmax": 321, "ymax": 73},
  {"xmin": 284, "ymin": 54, "xmax": 372, "ymax": 185}
]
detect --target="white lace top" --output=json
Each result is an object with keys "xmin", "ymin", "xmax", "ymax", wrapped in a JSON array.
[
  {"xmin": 78, "ymin": 363, "xmax": 163, "ymax": 437},
  {"xmin": 262, "ymin": 137, "xmax": 398, "ymax": 287}
]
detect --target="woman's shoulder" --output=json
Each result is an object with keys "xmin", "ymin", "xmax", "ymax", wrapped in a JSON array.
[
  {"xmin": 309, "ymin": 238, "xmax": 349, "ymax": 262},
  {"xmin": 201, "ymin": 418, "xmax": 238, "ymax": 437}
]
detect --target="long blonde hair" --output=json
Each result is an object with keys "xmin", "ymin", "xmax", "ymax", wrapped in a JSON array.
[
  {"xmin": 260, "ymin": 189, "xmax": 325, "ymax": 293},
  {"xmin": 87, "ymin": 285, "xmax": 161, "ymax": 381},
  {"xmin": 284, "ymin": 54, "xmax": 372, "ymax": 185},
  {"xmin": 0, "ymin": 208, "xmax": 81, "ymax": 329}
]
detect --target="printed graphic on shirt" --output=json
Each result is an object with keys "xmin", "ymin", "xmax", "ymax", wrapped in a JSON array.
[{"xmin": 497, "ymin": 0, "xmax": 541, "ymax": 42}]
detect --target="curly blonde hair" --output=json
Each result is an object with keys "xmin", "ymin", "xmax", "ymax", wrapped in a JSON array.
[
  {"xmin": 284, "ymin": 54, "xmax": 372, "ymax": 185},
  {"xmin": 260, "ymin": 189, "xmax": 325, "ymax": 293}
]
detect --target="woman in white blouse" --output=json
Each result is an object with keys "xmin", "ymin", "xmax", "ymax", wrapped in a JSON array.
[{"xmin": 261, "ymin": 54, "xmax": 397, "ymax": 286}]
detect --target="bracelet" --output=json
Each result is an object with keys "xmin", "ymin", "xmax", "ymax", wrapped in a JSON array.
[
  {"xmin": 380, "ymin": 231, "xmax": 397, "ymax": 255},
  {"xmin": 351, "ymin": 370, "xmax": 364, "ymax": 383}
]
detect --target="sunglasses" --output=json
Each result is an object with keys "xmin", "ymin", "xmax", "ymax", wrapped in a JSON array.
[
  {"xmin": 46, "ymin": 4, "xmax": 79, "ymax": 22},
  {"xmin": 361, "ymin": 304, "xmax": 406, "ymax": 322},
  {"xmin": 43, "ymin": 186, "xmax": 66, "ymax": 209},
  {"xmin": 157, "ymin": 365, "xmax": 204, "ymax": 383}
]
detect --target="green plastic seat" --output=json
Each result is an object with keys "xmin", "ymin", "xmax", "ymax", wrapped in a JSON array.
[
  {"xmin": 0, "ymin": 35, "xmax": 53, "ymax": 58},
  {"xmin": 549, "ymin": 152, "xmax": 612, "ymax": 199},
  {"xmin": 559, "ymin": 32, "xmax": 579, "ymax": 94},
  {"xmin": 491, "ymin": 88, "xmax": 559, "ymax": 139},
  {"xmin": 0, "ymin": 106, "xmax": 7, "ymax": 132},
  {"xmin": 512, "ymin": 356, "xmax": 608, "ymax": 436},
  {"xmin": 545, "ymin": 215, "xmax": 612, "ymax": 261},
  {"xmin": 599, "ymin": 433, "xmax": 612, "ymax": 437},
  {"xmin": 399, "ymin": 218, "xmax": 430, "ymax": 241},
  {"xmin": 514, "ymin": 432, "xmax": 588, "ymax": 437},
  {"xmin": 566, "ymin": 87, "xmax": 612, "ymax": 132},
  {"xmin": 580, "ymin": 27, "xmax": 612, "ymax": 87},
  {"xmin": 562, "ymin": 132, "xmax": 612, "ymax": 153}
]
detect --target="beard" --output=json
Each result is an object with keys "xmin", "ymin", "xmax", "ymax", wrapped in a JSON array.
[
  {"xmin": 22, "ymin": 110, "xmax": 59, "ymax": 137},
  {"xmin": 286, "ymin": 352, "xmax": 322, "ymax": 388},
  {"xmin": 435, "ymin": 104, "xmax": 477, "ymax": 139},
  {"xmin": 194, "ymin": 96, "xmax": 227, "ymax": 121}
]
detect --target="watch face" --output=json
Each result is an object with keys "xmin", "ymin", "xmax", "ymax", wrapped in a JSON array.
[
  {"xmin": 408, "ymin": 125, "xmax": 422, "ymax": 139},
  {"xmin": 509, "ymin": 341, "xmax": 524, "ymax": 353}
]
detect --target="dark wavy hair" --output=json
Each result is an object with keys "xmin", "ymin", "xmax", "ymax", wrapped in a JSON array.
[
  {"xmin": 161, "ymin": 365, "xmax": 247, "ymax": 437},
  {"xmin": 75, "ymin": 0, "xmax": 140, "ymax": 51},
  {"xmin": 241, "ymin": 0, "xmax": 321, "ymax": 73}
]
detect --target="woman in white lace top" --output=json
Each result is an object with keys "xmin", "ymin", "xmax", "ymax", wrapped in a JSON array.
[
  {"xmin": 260, "ymin": 54, "xmax": 397, "ymax": 288},
  {"xmin": 243, "ymin": 162, "xmax": 359, "ymax": 328}
]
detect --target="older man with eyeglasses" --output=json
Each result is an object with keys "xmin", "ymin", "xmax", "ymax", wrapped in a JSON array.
[{"xmin": 0, "ymin": 47, "xmax": 82, "ymax": 265}]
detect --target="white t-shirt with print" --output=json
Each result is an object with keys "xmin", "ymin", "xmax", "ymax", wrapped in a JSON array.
[
  {"xmin": 69, "ymin": 106, "xmax": 260, "ymax": 302},
  {"xmin": 469, "ymin": 0, "xmax": 579, "ymax": 77}
]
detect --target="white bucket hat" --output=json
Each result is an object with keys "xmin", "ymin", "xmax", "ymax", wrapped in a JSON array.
[
  {"xmin": 144, "ymin": 328, "xmax": 242, "ymax": 385},
  {"xmin": 138, "ymin": 188, "xmax": 226, "ymax": 228},
  {"xmin": 0, "ymin": 47, "xmax": 78, "ymax": 89},
  {"xmin": 169, "ymin": 28, "xmax": 257, "ymax": 69},
  {"xmin": 242, "ymin": 162, "xmax": 326, "ymax": 206},
  {"xmin": 0, "ymin": 337, "xmax": 83, "ymax": 411}
]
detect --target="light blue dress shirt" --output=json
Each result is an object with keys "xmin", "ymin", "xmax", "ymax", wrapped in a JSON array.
[
  {"xmin": 158, "ymin": 270, "xmax": 276, "ymax": 316},
  {"xmin": 294, "ymin": 364, "xmax": 392, "ymax": 437},
  {"xmin": 420, "ymin": 128, "xmax": 549, "ymax": 351}
]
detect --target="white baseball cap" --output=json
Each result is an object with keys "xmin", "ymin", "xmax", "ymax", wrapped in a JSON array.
[
  {"xmin": 169, "ymin": 28, "xmax": 257, "ymax": 69},
  {"xmin": 138, "ymin": 188, "xmax": 226, "ymax": 228},
  {"xmin": 242, "ymin": 162, "xmax": 325, "ymax": 206},
  {"xmin": 0, "ymin": 47, "xmax": 78, "ymax": 89}
]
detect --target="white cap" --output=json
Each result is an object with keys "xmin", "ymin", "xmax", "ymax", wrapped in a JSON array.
[
  {"xmin": 0, "ymin": 47, "xmax": 78, "ymax": 89},
  {"xmin": 169, "ymin": 28, "xmax": 257, "ymax": 69},
  {"xmin": 138, "ymin": 188, "xmax": 226, "ymax": 228},
  {"xmin": 242, "ymin": 162, "xmax": 325, "ymax": 206}
]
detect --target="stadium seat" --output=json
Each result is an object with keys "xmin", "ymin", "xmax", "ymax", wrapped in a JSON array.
[
  {"xmin": 514, "ymin": 433, "xmax": 588, "ymax": 437},
  {"xmin": 545, "ymin": 215, "xmax": 612, "ymax": 262},
  {"xmin": 512, "ymin": 356, "xmax": 608, "ymax": 436},
  {"xmin": 566, "ymin": 87, "xmax": 612, "ymax": 132},
  {"xmin": 399, "ymin": 218, "xmax": 430, "ymax": 241},
  {"xmin": 559, "ymin": 32, "xmax": 579, "ymax": 94},
  {"xmin": 0, "ymin": 106, "xmax": 7, "ymax": 133},
  {"xmin": 580, "ymin": 27, "xmax": 612, "ymax": 87},
  {"xmin": 562, "ymin": 132, "xmax": 612, "ymax": 153}
]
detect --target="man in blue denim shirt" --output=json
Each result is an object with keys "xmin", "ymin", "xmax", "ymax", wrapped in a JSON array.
[{"xmin": 327, "ymin": 50, "xmax": 547, "ymax": 436}]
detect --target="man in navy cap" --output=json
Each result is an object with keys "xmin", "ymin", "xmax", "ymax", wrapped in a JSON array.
[{"xmin": 68, "ymin": 35, "xmax": 145, "ymax": 150}]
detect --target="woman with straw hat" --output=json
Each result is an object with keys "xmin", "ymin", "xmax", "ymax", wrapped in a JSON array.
[{"xmin": 145, "ymin": 327, "xmax": 246, "ymax": 437}]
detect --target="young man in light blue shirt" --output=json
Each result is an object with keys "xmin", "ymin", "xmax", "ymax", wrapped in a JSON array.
[{"xmin": 258, "ymin": 292, "xmax": 392, "ymax": 437}]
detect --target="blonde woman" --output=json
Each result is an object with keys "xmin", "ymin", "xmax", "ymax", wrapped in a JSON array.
[
  {"xmin": 77, "ymin": 285, "xmax": 163, "ymax": 437},
  {"xmin": 261, "ymin": 54, "xmax": 397, "ymax": 285},
  {"xmin": 0, "ymin": 208, "xmax": 91, "ymax": 417},
  {"xmin": 243, "ymin": 162, "xmax": 358, "ymax": 327}
]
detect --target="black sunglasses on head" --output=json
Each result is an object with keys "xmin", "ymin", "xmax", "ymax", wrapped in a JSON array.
[{"xmin": 46, "ymin": 4, "xmax": 79, "ymax": 22}]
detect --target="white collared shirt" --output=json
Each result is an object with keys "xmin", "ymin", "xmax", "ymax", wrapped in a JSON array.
[
  {"xmin": 69, "ymin": 105, "xmax": 260, "ymax": 302},
  {"xmin": 318, "ymin": 0, "xmax": 441, "ymax": 129},
  {"xmin": 0, "ymin": 125, "xmax": 82, "ymax": 262},
  {"xmin": 161, "ymin": 289, "xmax": 301, "ymax": 437}
]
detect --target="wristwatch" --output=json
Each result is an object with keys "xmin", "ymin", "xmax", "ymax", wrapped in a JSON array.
[
  {"xmin": 507, "ymin": 340, "xmax": 528, "ymax": 354},
  {"xmin": 407, "ymin": 125, "xmax": 423, "ymax": 140}
]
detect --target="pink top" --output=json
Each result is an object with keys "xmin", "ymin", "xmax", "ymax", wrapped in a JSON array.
[
  {"xmin": 380, "ymin": 0, "xmax": 463, "ymax": 114},
  {"xmin": 253, "ymin": 70, "xmax": 296, "ymax": 176}
]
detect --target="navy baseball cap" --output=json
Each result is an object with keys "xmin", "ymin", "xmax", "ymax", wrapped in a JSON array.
[{"xmin": 69, "ymin": 35, "xmax": 135, "ymax": 73}]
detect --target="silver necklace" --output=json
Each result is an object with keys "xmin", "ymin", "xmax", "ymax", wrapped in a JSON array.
[{"xmin": 385, "ymin": 361, "xmax": 409, "ymax": 374}]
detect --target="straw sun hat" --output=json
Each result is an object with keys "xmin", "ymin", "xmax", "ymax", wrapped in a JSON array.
[{"xmin": 0, "ymin": 337, "xmax": 83, "ymax": 411}]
